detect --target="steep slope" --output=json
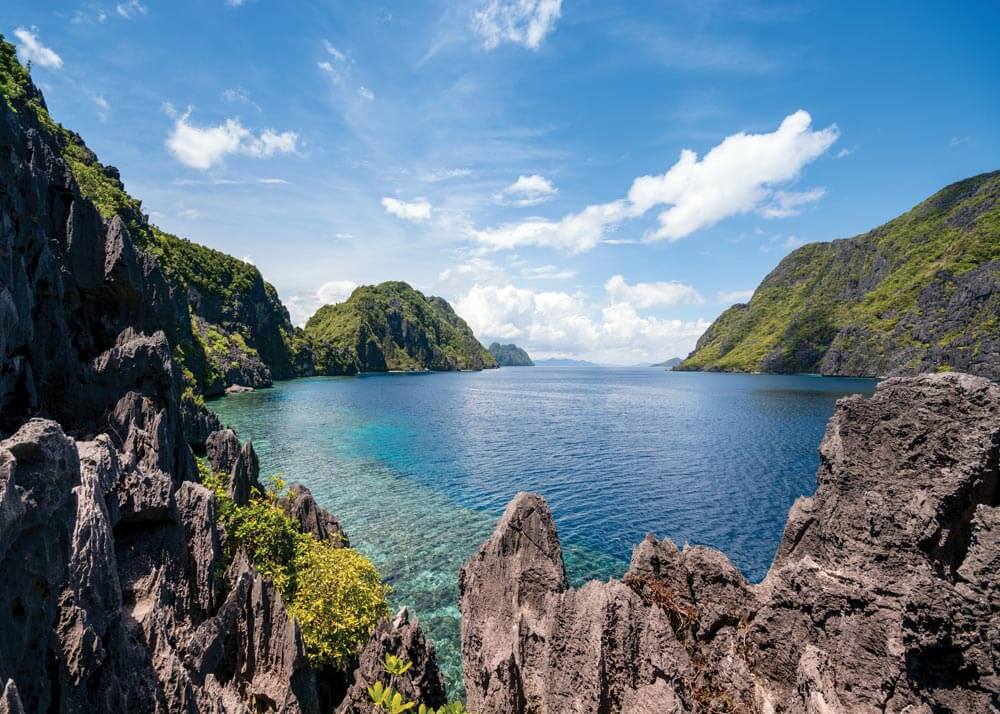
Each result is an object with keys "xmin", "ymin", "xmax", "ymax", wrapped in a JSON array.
[
  {"xmin": 304, "ymin": 282, "xmax": 498, "ymax": 373},
  {"xmin": 488, "ymin": 342, "xmax": 534, "ymax": 366},
  {"xmin": 0, "ymin": 38, "xmax": 310, "ymax": 397},
  {"xmin": 679, "ymin": 171, "xmax": 1000, "ymax": 378}
]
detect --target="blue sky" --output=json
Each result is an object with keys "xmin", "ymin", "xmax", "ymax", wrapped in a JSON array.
[{"xmin": 4, "ymin": 1, "xmax": 999, "ymax": 363}]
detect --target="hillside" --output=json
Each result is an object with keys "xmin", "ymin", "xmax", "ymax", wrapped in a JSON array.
[
  {"xmin": 679, "ymin": 171, "xmax": 1000, "ymax": 378},
  {"xmin": 0, "ymin": 37, "xmax": 311, "ymax": 398},
  {"xmin": 651, "ymin": 357, "xmax": 682, "ymax": 369},
  {"xmin": 305, "ymin": 282, "xmax": 498, "ymax": 373},
  {"xmin": 488, "ymin": 342, "xmax": 534, "ymax": 366}
]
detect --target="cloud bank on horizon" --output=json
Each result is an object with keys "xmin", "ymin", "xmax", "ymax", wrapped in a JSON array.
[{"xmin": 9, "ymin": 0, "xmax": 997, "ymax": 363}]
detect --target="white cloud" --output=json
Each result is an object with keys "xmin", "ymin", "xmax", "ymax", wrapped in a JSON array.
[
  {"xmin": 718, "ymin": 289, "xmax": 755, "ymax": 304},
  {"xmin": 324, "ymin": 40, "xmax": 347, "ymax": 62},
  {"xmin": 227, "ymin": 0, "xmax": 247, "ymax": 6},
  {"xmin": 422, "ymin": 168, "xmax": 473, "ymax": 182},
  {"xmin": 760, "ymin": 187, "xmax": 826, "ymax": 218},
  {"xmin": 949, "ymin": 136, "xmax": 970, "ymax": 148},
  {"xmin": 494, "ymin": 174, "xmax": 558, "ymax": 206},
  {"xmin": 318, "ymin": 61, "xmax": 336, "ymax": 74},
  {"xmin": 179, "ymin": 207, "xmax": 200, "ymax": 219},
  {"xmin": 317, "ymin": 280, "xmax": 358, "ymax": 304},
  {"xmin": 472, "ymin": 110, "xmax": 837, "ymax": 253},
  {"xmin": 836, "ymin": 147, "xmax": 852, "ymax": 159},
  {"xmin": 473, "ymin": 0, "xmax": 563, "ymax": 50},
  {"xmin": 600, "ymin": 302, "xmax": 709, "ymax": 349},
  {"xmin": 165, "ymin": 109, "xmax": 298, "ymax": 170},
  {"xmin": 258, "ymin": 178, "xmax": 289, "ymax": 185},
  {"xmin": 358, "ymin": 85, "xmax": 375, "ymax": 101},
  {"xmin": 604, "ymin": 275, "xmax": 704, "ymax": 308},
  {"xmin": 457, "ymin": 285, "xmax": 599, "ymax": 352},
  {"xmin": 455, "ymin": 281, "xmax": 710, "ymax": 362},
  {"xmin": 116, "ymin": 0, "xmax": 148, "ymax": 19},
  {"xmin": 382, "ymin": 197, "xmax": 432, "ymax": 221},
  {"xmin": 91, "ymin": 94, "xmax": 111, "ymax": 122},
  {"xmin": 285, "ymin": 280, "xmax": 358, "ymax": 325},
  {"xmin": 13, "ymin": 28, "xmax": 63, "ymax": 69},
  {"xmin": 521, "ymin": 264, "xmax": 575, "ymax": 280}
]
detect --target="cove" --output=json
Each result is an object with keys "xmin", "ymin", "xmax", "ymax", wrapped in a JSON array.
[{"xmin": 210, "ymin": 367, "xmax": 876, "ymax": 694}]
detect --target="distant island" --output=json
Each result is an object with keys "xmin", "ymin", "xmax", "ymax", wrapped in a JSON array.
[
  {"xmin": 651, "ymin": 357, "xmax": 682, "ymax": 369},
  {"xmin": 679, "ymin": 171, "xmax": 1000, "ymax": 379},
  {"xmin": 488, "ymin": 343, "xmax": 534, "ymax": 366},
  {"xmin": 535, "ymin": 358, "xmax": 601, "ymax": 367},
  {"xmin": 305, "ymin": 282, "xmax": 498, "ymax": 374}
]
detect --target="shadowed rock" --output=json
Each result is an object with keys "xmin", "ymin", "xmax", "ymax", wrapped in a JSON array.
[
  {"xmin": 282, "ymin": 484, "xmax": 349, "ymax": 547},
  {"xmin": 206, "ymin": 428, "xmax": 262, "ymax": 506},
  {"xmin": 336, "ymin": 608, "xmax": 447, "ymax": 714},
  {"xmin": 461, "ymin": 374, "xmax": 1000, "ymax": 713}
]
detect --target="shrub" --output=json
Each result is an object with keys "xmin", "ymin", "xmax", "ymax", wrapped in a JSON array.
[
  {"xmin": 197, "ymin": 463, "xmax": 389, "ymax": 668},
  {"xmin": 289, "ymin": 537, "xmax": 391, "ymax": 667}
]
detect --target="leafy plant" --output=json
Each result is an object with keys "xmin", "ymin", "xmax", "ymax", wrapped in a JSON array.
[
  {"xmin": 384, "ymin": 654, "xmax": 413, "ymax": 677},
  {"xmin": 196, "ymin": 464, "xmax": 389, "ymax": 668}
]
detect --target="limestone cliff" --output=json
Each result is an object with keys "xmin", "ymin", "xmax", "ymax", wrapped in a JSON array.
[
  {"xmin": 0, "ymin": 42, "xmax": 444, "ymax": 713},
  {"xmin": 460, "ymin": 373, "xmax": 1000, "ymax": 713}
]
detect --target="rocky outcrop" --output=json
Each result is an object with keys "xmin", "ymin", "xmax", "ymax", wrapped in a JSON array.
[
  {"xmin": 206, "ymin": 428, "xmax": 263, "ymax": 506},
  {"xmin": 282, "ymin": 484, "xmax": 349, "ymax": 547},
  {"xmin": 461, "ymin": 373, "xmax": 1000, "ymax": 713},
  {"xmin": 336, "ymin": 608, "xmax": 448, "ymax": 714}
]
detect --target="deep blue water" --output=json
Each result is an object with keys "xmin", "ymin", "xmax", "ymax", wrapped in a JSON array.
[{"xmin": 210, "ymin": 367, "xmax": 876, "ymax": 694}]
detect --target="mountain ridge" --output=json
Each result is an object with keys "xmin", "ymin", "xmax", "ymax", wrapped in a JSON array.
[{"xmin": 679, "ymin": 170, "xmax": 1000, "ymax": 378}]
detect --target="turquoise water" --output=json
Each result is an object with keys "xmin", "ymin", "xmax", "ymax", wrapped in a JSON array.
[{"xmin": 210, "ymin": 367, "xmax": 876, "ymax": 695}]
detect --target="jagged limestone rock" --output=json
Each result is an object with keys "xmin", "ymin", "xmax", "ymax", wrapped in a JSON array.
[{"xmin": 461, "ymin": 374, "xmax": 1000, "ymax": 713}]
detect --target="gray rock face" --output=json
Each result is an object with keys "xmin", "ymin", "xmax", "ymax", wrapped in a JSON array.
[
  {"xmin": 282, "ymin": 484, "xmax": 349, "ymax": 547},
  {"xmin": 336, "ymin": 608, "xmax": 447, "ymax": 714},
  {"xmin": 206, "ymin": 428, "xmax": 263, "ymax": 506},
  {"xmin": 0, "ymin": 72, "xmax": 332, "ymax": 713},
  {"xmin": 461, "ymin": 374, "xmax": 1000, "ymax": 713}
]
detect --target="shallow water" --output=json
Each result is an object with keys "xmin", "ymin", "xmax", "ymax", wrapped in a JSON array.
[{"xmin": 211, "ymin": 367, "xmax": 876, "ymax": 695}]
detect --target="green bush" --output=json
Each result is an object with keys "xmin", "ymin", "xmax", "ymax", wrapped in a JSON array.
[
  {"xmin": 197, "ymin": 464, "xmax": 390, "ymax": 667},
  {"xmin": 290, "ymin": 537, "xmax": 391, "ymax": 667}
]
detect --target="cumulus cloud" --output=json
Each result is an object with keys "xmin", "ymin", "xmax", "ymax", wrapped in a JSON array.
[
  {"xmin": 13, "ymin": 28, "xmax": 63, "ymax": 69},
  {"xmin": 473, "ymin": 0, "xmax": 562, "ymax": 50},
  {"xmin": 604, "ymin": 275, "xmax": 703, "ymax": 308},
  {"xmin": 472, "ymin": 110, "xmax": 837, "ymax": 253},
  {"xmin": 456, "ymin": 281, "xmax": 710, "ymax": 362},
  {"xmin": 382, "ymin": 197, "xmax": 432, "ymax": 221},
  {"xmin": 284, "ymin": 280, "xmax": 359, "ymax": 326},
  {"xmin": 165, "ymin": 109, "xmax": 298, "ymax": 170},
  {"xmin": 358, "ymin": 85, "xmax": 375, "ymax": 101},
  {"xmin": 494, "ymin": 174, "xmax": 558, "ymax": 206},
  {"xmin": 718, "ymin": 289, "xmax": 755, "ymax": 304}
]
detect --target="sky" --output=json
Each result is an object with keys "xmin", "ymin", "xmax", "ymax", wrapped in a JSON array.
[{"xmin": 4, "ymin": 1, "xmax": 999, "ymax": 364}]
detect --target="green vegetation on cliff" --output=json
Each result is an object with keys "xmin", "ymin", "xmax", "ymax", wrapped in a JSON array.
[
  {"xmin": 199, "ymin": 464, "xmax": 390, "ymax": 667},
  {"xmin": 679, "ymin": 171, "xmax": 1000, "ymax": 378},
  {"xmin": 1, "ymin": 37, "xmax": 310, "ymax": 394},
  {"xmin": 488, "ymin": 343, "xmax": 534, "ymax": 366},
  {"xmin": 305, "ymin": 282, "xmax": 498, "ymax": 373}
]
